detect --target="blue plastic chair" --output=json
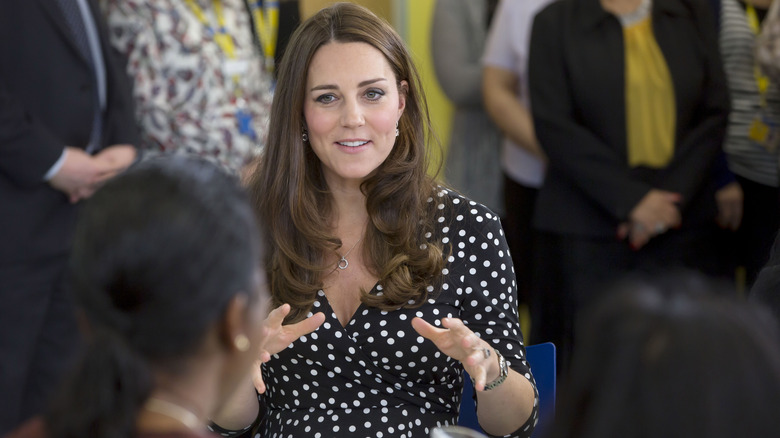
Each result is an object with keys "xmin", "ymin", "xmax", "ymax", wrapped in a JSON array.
[{"xmin": 458, "ymin": 342, "xmax": 556, "ymax": 437}]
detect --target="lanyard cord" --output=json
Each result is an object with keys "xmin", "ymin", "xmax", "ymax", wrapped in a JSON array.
[
  {"xmin": 183, "ymin": 0, "xmax": 237, "ymax": 58},
  {"xmin": 250, "ymin": 0, "xmax": 279, "ymax": 73}
]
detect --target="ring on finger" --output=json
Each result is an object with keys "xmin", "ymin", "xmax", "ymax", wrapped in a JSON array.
[
  {"xmin": 654, "ymin": 223, "xmax": 666, "ymax": 234},
  {"xmin": 473, "ymin": 346, "xmax": 491, "ymax": 360}
]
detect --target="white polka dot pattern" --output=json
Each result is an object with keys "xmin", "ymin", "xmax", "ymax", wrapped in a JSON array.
[{"xmin": 259, "ymin": 189, "xmax": 538, "ymax": 437}]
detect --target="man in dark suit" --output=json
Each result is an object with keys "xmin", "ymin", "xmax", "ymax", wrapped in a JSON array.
[{"xmin": 0, "ymin": 0, "xmax": 139, "ymax": 432}]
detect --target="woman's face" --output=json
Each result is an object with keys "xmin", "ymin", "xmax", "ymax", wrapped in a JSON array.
[{"xmin": 303, "ymin": 41, "xmax": 406, "ymax": 190}]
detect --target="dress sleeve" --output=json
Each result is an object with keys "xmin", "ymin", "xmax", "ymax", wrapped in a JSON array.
[
  {"xmin": 447, "ymin": 195, "xmax": 539, "ymax": 438},
  {"xmin": 655, "ymin": 0, "xmax": 729, "ymax": 208},
  {"xmin": 482, "ymin": 0, "xmax": 518, "ymax": 72},
  {"xmin": 430, "ymin": 0, "xmax": 484, "ymax": 107}
]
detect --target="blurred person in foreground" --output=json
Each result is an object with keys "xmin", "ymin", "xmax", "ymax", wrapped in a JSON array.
[
  {"xmin": 549, "ymin": 272, "xmax": 780, "ymax": 438},
  {"xmin": 6, "ymin": 156, "xmax": 320, "ymax": 438}
]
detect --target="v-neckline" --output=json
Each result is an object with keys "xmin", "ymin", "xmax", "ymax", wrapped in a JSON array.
[{"xmin": 319, "ymin": 281, "xmax": 380, "ymax": 329}]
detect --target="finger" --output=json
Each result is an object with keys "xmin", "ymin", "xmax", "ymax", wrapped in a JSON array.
[
  {"xmin": 731, "ymin": 207, "xmax": 743, "ymax": 231},
  {"xmin": 265, "ymin": 304, "xmax": 291, "ymax": 328},
  {"xmin": 252, "ymin": 360, "xmax": 266, "ymax": 394},
  {"xmin": 411, "ymin": 317, "xmax": 445, "ymax": 341},
  {"xmin": 716, "ymin": 212, "xmax": 728, "ymax": 229},
  {"xmin": 440, "ymin": 317, "xmax": 469, "ymax": 337},
  {"xmin": 662, "ymin": 192, "xmax": 683, "ymax": 204},
  {"xmin": 287, "ymin": 312, "xmax": 326, "ymax": 338},
  {"xmin": 93, "ymin": 170, "xmax": 121, "ymax": 184},
  {"xmin": 629, "ymin": 228, "xmax": 650, "ymax": 250},
  {"xmin": 463, "ymin": 342, "xmax": 489, "ymax": 367},
  {"xmin": 617, "ymin": 223, "xmax": 629, "ymax": 240},
  {"xmin": 470, "ymin": 355, "xmax": 488, "ymax": 391}
]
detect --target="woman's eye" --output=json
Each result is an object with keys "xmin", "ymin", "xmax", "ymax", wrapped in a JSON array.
[
  {"xmin": 316, "ymin": 94, "xmax": 336, "ymax": 103},
  {"xmin": 365, "ymin": 89, "xmax": 385, "ymax": 100}
]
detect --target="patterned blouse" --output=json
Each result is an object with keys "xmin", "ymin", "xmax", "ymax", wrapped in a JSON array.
[{"xmin": 103, "ymin": 0, "xmax": 273, "ymax": 173}]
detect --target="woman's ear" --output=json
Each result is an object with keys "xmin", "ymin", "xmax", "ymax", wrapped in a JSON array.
[
  {"xmin": 220, "ymin": 294, "xmax": 250, "ymax": 353},
  {"xmin": 398, "ymin": 80, "xmax": 408, "ymax": 115}
]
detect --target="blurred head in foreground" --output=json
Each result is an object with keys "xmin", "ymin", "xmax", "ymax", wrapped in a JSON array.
[
  {"xmin": 49, "ymin": 156, "xmax": 270, "ymax": 438},
  {"xmin": 550, "ymin": 272, "xmax": 780, "ymax": 438}
]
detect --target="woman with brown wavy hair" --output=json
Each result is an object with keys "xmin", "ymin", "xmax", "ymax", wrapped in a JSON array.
[{"xmin": 240, "ymin": 3, "xmax": 537, "ymax": 437}]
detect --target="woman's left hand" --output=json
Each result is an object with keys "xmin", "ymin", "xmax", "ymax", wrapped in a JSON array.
[{"xmin": 411, "ymin": 317, "xmax": 499, "ymax": 391}]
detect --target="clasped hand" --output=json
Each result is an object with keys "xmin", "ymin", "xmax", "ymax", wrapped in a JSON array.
[
  {"xmin": 617, "ymin": 189, "xmax": 682, "ymax": 250},
  {"xmin": 49, "ymin": 144, "xmax": 136, "ymax": 203}
]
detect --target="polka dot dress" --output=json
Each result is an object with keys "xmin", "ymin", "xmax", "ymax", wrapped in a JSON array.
[{"xmin": 259, "ymin": 189, "xmax": 539, "ymax": 437}]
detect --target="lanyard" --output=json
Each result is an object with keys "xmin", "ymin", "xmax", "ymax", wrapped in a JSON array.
[
  {"xmin": 250, "ymin": 0, "xmax": 279, "ymax": 73},
  {"xmin": 183, "ymin": 0, "xmax": 258, "ymax": 139},
  {"xmin": 184, "ymin": 0, "xmax": 237, "ymax": 59},
  {"xmin": 747, "ymin": 3, "xmax": 770, "ymax": 107}
]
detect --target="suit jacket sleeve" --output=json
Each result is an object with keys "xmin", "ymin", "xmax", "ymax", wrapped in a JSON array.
[
  {"xmin": 0, "ymin": 78, "xmax": 66, "ymax": 187},
  {"xmin": 656, "ymin": 0, "xmax": 729, "ymax": 207},
  {"xmin": 528, "ymin": 4, "xmax": 651, "ymax": 222},
  {"xmin": 93, "ymin": 0, "xmax": 140, "ymax": 148}
]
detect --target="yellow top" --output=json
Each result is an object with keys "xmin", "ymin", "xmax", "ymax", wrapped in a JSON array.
[{"xmin": 624, "ymin": 16, "xmax": 676, "ymax": 168}]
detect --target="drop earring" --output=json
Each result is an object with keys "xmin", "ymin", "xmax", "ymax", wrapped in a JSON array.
[
  {"xmin": 302, "ymin": 129, "xmax": 309, "ymax": 142},
  {"xmin": 395, "ymin": 121, "xmax": 399, "ymax": 137}
]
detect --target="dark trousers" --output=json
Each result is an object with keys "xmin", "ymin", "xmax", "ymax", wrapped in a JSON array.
[
  {"xmin": 501, "ymin": 174, "xmax": 538, "ymax": 307},
  {"xmin": 718, "ymin": 175, "xmax": 780, "ymax": 289},
  {"xmin": 0, "ymin": 256, "xmax": 81, "ymax": 434},
  {"xmin": 534, "ymin": 223, "xmax": 721, "ymax": 374}
]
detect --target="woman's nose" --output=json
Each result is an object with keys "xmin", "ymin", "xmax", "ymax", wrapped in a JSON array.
[{"xmin": 341, "ymin": 98, "xmax": 365, "ymax": 128}]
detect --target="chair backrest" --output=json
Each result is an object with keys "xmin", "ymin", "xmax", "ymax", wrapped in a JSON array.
[{"xmin": 458, "ymin": 342, "xmax": 556, "ymax": 437}]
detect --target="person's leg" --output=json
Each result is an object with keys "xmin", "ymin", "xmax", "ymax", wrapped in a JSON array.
[
  {"xmin": 0, "ymin": 262, "xmax": 52, "ymax": 434},
  {"xmin": 0, "ymin": 257, "xmax": 80, "ymax": 433},
  {"xmin": 20, "ymin": 260, "xmax": 81, "ymax": 422},
  {"xmin": 534, "ymin": 232, "xmax": 631, "ymax": 374},
  {"xmin": 502, "ymin": 175, "xmax": 538, "ymax": 308},
  {"xmin": 736, "ymin": 175, "xmax": 780, "ymax": 288},
  {"xmin": 530, "ymin": 231, "xmax": 567, "ymax": 368}
]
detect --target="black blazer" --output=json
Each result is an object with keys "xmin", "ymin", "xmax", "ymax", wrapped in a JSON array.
[
  {"xmin": 528, "ymin": 0, "xmax": 730, "ymax": 237},
  {"xmin": 0, "ymin": 0, "xmax": 139, "ymax": 264}
]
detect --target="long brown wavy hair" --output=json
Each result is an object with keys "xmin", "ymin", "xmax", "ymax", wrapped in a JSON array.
[{"xmin": 247, "ymin": 2, "xmax": 446, "ymax": 323}]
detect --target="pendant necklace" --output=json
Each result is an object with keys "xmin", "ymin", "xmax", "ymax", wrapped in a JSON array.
[{"xmin": 337, "ymin": 236, "xmax": 363, "ymax": 270}]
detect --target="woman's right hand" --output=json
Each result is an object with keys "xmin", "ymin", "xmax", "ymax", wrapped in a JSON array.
[
  {"xmin": 618, "ymin": 189, "xmax": 682, "ymax": 250},
  {"xmin": 253, "ymin": 304, "xmax": 325, "ymax": 393},
  {"xmin": 715, "ymin": 181, "xmax": 743, "ymax": 231}
]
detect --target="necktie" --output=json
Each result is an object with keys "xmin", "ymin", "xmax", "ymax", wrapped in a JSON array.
[{"xmin": 55, "ymin": 0, "xmax": 103, "ymax": 151}]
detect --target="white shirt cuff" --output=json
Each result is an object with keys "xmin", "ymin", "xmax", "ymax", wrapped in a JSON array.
[{"xmin": 43, "ymin": 148, "xmax": 68, "ymax": 181}]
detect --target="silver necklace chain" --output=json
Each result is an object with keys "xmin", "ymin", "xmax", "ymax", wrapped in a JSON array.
[{"xmin": 337, "ymin": 236, "xmax": 363, "ymax": 270}]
